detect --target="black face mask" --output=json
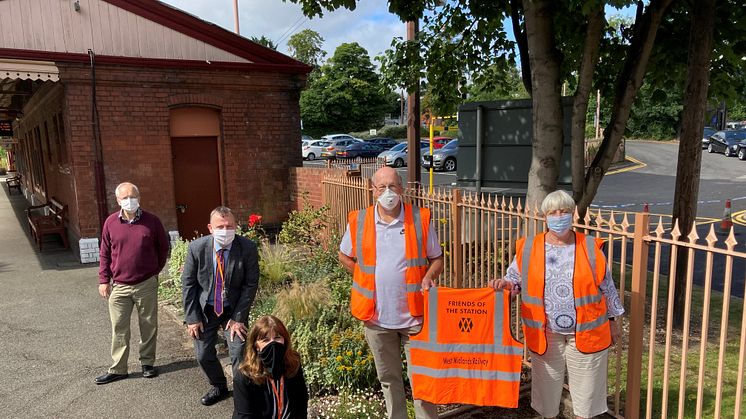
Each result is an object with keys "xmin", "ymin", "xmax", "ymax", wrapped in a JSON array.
[{"xmin": 258, "ymin": 341, "xmax": 286, "ymax": 379}]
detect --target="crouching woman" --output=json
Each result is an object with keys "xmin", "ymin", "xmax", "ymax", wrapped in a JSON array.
[{"xmin": 233, "ymin": 315, "xmax": 308, "ymax": 419}]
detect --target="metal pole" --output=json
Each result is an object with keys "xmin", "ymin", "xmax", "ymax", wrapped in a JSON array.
[
  {"xmin": 475, "ymin": 106, "xmax": 483, "ymax": 195},
  {"xmin": 428, "ymin": 119, "xmax": 434, "ymax": 194},
  {"xmin": 400, "ymin": 90, "xmax": 404, "ymax": 125},
  {"xmin": 233, "ymin": 0, "xmax": 240, "ymax": 34},
  {"xmin": 406, "ymin": 20, "xmax": 421, "ymax": 187}
]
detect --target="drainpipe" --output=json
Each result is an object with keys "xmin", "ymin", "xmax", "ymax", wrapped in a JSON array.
[
  {"xmin": 88, "ymin": 50, "xmax": 107, "ymax": 229},
  {"xmin": 475, "ymin": 105, "xmax": 483, "ymax": 196}
]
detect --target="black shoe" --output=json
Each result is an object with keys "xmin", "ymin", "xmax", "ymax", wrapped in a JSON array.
[
  {"xmin": 200, "ymin": 386, "xmax": 229, "ymax": 406},
  {"xmin": 142, "ymin": 365, "xmax": 158, "ymax": 378},
  {"xmin": 94, "ymin": 372, "xmax": 129, "ymax": 385}
]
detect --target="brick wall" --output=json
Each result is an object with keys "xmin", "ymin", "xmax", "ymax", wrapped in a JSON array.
[
  {"xmin": 54, "ymin": 63, "xmax": 306, "ymax": 238},
  {"xmin": 288, "ymin": 166, "xmax": 350, "ymax": 211}
]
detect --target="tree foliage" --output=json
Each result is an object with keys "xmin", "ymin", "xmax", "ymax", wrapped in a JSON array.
[
  {"xmin": 287, "ymin": 29, "xmax": 328, "ymax": 71},
  {"xmin": 300, "ymin": 43, "xmax": 391, "ymax": 135},
  {"xmin": 250, "ymin": 35, "xmax": 278, "ymax": 50}
]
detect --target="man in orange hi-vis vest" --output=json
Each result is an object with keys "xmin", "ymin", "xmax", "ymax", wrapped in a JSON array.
[
  {"xmin": 338, "ymin": 166, "xmax": 444, "ymax": 419},
  {"xmin": 410, "ymin": 287, "xmax": 523, "ymax": 407}
]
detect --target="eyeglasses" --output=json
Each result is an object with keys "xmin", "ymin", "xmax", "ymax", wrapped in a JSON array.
[{"xmin": 372, "ymin": 184, "xmax": 402, "ymax": 193}]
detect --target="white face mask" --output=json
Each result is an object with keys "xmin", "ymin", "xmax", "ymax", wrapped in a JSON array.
[
  {"xmin": 213, "ymin": 229, "xmax": 236, "ymax": 248},
  {"xmin": 377, "ymin": 188, "xmax": 400, "ymax": 211},
  {"xmin": 118, "ymin": 197, "xmax": 139, "ymax": 213}
]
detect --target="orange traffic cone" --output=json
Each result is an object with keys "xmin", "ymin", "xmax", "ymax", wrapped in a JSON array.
[{"xmin": 721, "ymin": 199, "xmax": 733, "ymax": 232}]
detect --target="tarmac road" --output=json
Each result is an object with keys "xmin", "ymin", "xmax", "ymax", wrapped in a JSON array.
[{"xmin": 0, "ymin": 189, "xmax": 234, "ymax": 418}]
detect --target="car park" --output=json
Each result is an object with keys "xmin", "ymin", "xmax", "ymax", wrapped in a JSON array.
[
  {"xmin": 707, "ymin": 130, "xmax": 746, "ymax": 157},
  {"xmin": 422, "ymin": 139, "xmax": 458, "ymax": 171},
  {"xmin": 378, "ymin": 142, "xmax": 429, "ymax": 167},
  {"xmin": 321, "ymin": 138, "xmax": 359, "ymax": 158},
  {"xmin": 302, "ymin": 140, "xmax": 325, "ymax": 160},
  {"xmin": 701, "ymin": 127, "xmax": 717, "ymax": 148},
  {"xmin": 338, "ymin": 141, "xmax": 382, "ymax": 158}
]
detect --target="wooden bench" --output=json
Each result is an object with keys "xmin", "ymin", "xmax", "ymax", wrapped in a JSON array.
[
  {"xmin": 26, "ymin": 197, "xmax": 69, "ymax": 251},
  {"xmin": 5, "ymin": 174, "xmax": 21, "ymax": 194}
]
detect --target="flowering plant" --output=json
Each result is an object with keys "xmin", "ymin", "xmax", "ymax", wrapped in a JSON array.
[
  {"xmin": 248, "ymin": 214, "xmax": 263, "ymax": 227},
  {"xmin": 239, "ymin": 213, "xmax": 263, "ymax": 243}
]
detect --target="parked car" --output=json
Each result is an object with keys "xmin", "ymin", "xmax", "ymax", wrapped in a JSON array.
[
  {"xmin": 320, "ymin": 138, "xmax": 359, "ymax": 158},
  {"xmin": 301, "ymin": 134, "xmax": 314, "ymax": 142},
  {"xmin": 365, "ymin": 137, "xmax": 399, "ymax": 150},
  {"xmin": 338, "ymin": 141, "xmax": 383, "ymax": 158},
  {"xmin": 737, "ymin": 139, "xmax": 746, "ymax": 160},
  {"xmin": 421, "ymin": 136, "xmax": 452, "ymax": 150},
  {"xmin": 378, "ymin": 142, "xmax": 429, "ymax": 167},
  {"xmin": 320, "ymin": 134, "xmax": 361, "ymax": 143},
  {"xmin": 422, "ymin": 139, "xmax": 458, "ymax": 171},
  {"xmin": 302, "ymin": 140, "xmax": 325, "ymax": 160},
  {"xmin": 701, "ymin": 127, "xmax": 717, "ymax": 148},
  {"xmin": 707, "ymin": 130, "xmax": 746, "ymax": 157}
]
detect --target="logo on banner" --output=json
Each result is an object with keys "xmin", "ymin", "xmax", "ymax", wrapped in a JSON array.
[{"xmin": 458, "ymin": 317, "xmax": 473, "ymax": 332}]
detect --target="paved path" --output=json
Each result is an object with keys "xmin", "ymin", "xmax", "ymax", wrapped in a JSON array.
[{"xmin": 0, "ymin": 185, "xmax": 234, "ymax": 418}]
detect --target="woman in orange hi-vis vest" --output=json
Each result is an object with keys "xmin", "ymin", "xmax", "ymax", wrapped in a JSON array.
[{"xmin": 490, "ymin": 190, "xmax": 624, "ymax": 419}]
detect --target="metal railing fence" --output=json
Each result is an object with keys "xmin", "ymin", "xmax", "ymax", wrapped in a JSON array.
[{"xmin": 319, "ymin": 174, "xmax": 746, "ymax": 419}]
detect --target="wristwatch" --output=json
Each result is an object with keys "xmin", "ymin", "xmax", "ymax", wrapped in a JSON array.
[{"xmin": 609, "ymin": 317, "xmax": 616, "ymax": 321}]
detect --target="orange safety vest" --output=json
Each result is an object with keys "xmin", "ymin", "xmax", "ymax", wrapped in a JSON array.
[
  {"xmin": 348, "ymin": 204, "xmax": 431, "ymax": 321},
  {"xmin": 516, "ymin": 231, "xmax": 611, "ymax": 355},
  {"xmin": 409, "ymin": 287, "xmax": 523, "ymax": 407}
]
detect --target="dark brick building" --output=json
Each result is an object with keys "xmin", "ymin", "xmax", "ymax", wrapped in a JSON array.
[{"xmin": 0, "ymin": 0, "xmax": 309, "ymax": 260}]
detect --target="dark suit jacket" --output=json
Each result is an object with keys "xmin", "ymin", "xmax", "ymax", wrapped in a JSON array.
[{"xmin": 181, "ymin": 235, "xmax": 259, "ymax": 325}]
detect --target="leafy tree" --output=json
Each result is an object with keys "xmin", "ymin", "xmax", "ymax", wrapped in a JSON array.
[
  {"xmin": 300, "ymin": 43, "xmax": 390, "ymax": 134},
  {"xmin": 467, "ymin": 64, "xmax": 529, "ymax": 102},
  {"xmin": 287, "ymin": 29, "xmax": 328, "ymax": 71},
  {"xmin": 250, "ymin": 35, "xmax": 278, "ymax": 50}
]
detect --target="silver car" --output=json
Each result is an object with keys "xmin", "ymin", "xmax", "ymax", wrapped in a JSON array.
[
  {"xmin": 422, "ymin": 139, "xmax": 458, "ymax": 171},
  {"xmin": 320, "ymin": 138, "xmax": 358, "ymax": 158},
  {"xmin": 378, "ymin": 142, "xmax": 428, "ymax": 167}
]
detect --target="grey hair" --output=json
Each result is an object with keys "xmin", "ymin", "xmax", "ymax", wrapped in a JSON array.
[
  {"xmin": 540, "ymin": 190, "xmax": 576, "ymax": 215},
  {"xmin": 115, "ymin": 182, "xmax": 139, "ymax": 198},
  {"xmin": 210, "ymin": 206, "xmax": 235, "ymax": 222},
  {"xmin": 370, "ymin": 169, "xmax": 403, "ymax": 187}
]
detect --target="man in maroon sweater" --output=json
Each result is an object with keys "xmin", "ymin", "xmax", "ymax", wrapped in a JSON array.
[{"xmin": 95, "ymin": 182, "xmax": 169, "ymax": 385}]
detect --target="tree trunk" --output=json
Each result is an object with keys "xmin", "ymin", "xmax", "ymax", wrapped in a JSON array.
[
  {"xmin": 571, "ymin": 5, "xmax": 605, "ymax": 204},
  {"xmin": 671, "ymin": 0, "xmax": 716, "ymax": 328},
  {"xmin": 576, "ymin": 0, "xmax": 674, "ymax": 216},
  {"xmin": 523, "ymin": 0, "xmax": 564, "ymax": 211}
]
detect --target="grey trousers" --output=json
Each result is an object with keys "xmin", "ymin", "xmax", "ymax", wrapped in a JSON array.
[
  {"xmin": 193, "ymin": 308, "xmax": 246, "ymax": 388},
  {"xmin": 364, "ymin": 323, "xmax": 438, "ymax": 419}
]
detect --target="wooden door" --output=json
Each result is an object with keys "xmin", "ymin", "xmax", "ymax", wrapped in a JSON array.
[{"xmin": 171, "ymin": 136, "xmax": 221, "ymax": 239}]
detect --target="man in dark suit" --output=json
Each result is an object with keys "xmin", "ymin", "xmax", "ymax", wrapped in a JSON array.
[{"xmin": 182, "ymin": 206, "xmax": 259, "ymax": 406}]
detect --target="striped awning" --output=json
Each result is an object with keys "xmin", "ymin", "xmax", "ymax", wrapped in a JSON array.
[{"xmin": 0, "ymin": 59, "xmax": 59, "ymax": 82}]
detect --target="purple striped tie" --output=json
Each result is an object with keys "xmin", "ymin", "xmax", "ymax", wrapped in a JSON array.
[{"xmin": 214, "ymin": 249, "xmax": 225, "ymax": 316}]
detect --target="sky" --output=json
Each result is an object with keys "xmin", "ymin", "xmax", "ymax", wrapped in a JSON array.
[
  {"xmin": 161, "ymin": 0, "xmax": 404, "ymax": 60},
  {"xmin": 160, "ymin": 1, "xmax": 637, "ymax": 65}
]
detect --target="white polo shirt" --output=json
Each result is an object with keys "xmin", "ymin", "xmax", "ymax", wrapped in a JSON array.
[{"xmin": 340, "ymin": 203, "xmax": 442, "ymax": 329}]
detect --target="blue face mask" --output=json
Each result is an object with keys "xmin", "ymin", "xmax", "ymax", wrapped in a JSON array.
[{"xmin": 546, "ymin": 213, "xmax": 573, "ymax": 235}]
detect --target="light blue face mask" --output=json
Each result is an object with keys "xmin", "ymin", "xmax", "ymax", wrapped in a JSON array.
[{"xmin": 546, "ymin": 213, "xmax": 573, "ymax": 235}]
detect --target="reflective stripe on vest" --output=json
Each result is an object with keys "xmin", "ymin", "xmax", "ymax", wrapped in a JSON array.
[
  {"xmin": 518, "ymin": 232, "xmax": 611, "ymax": 354},
  {"xmin": 348, "ymin": 204, "xmax": 430, "ymax": 321},
  {"xmin": 410, "ymin": 287, "xmax": 523, "ymax": 407}
]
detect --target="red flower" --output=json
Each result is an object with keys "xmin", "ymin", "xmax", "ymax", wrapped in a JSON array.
[{"xmin": 248, "ymin": 214, "xmax": 263, "ymax": 227}]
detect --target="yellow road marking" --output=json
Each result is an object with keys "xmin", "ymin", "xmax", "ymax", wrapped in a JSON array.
[
  {"xmin": 733, "ymin": 210, "xmax": 746, "ymax": 227},
  {"xmin": 606, "ymin": 155, "xmax": 647, "ymax": 175}
]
